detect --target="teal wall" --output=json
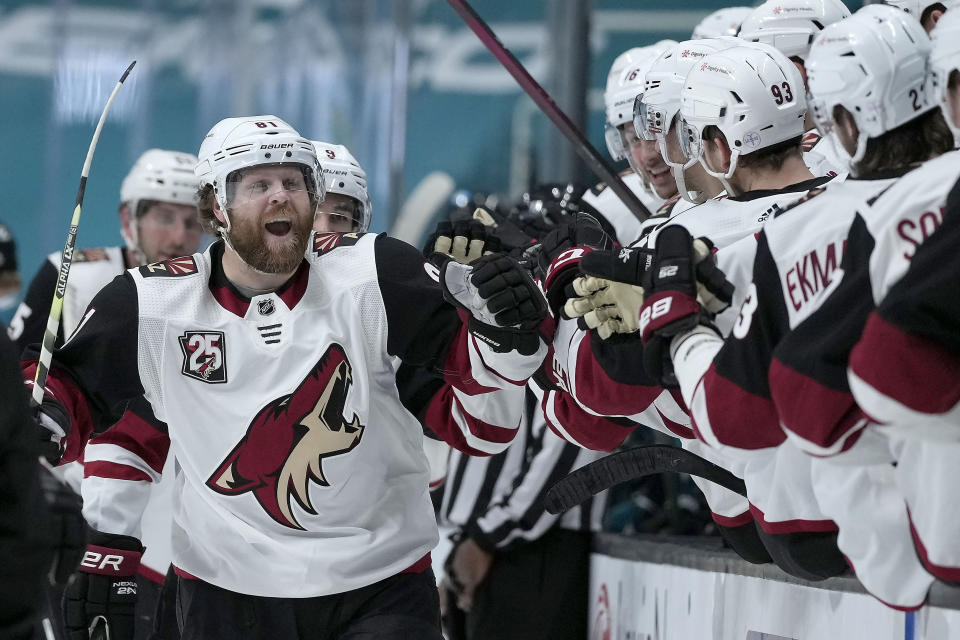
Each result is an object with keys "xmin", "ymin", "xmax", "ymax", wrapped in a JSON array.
[{"xmin": 0, "ymin": 0, "xmax": 859, "ymax": 299}]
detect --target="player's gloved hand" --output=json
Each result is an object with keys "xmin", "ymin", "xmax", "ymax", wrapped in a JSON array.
[
  {"xmin": 441, "ymin": 253, "xmax": 547, "ymax": 356},
  {"xmin": 423, "ymin": 213, "xmax": 503, "ymax": 267},
  {"xmin": 637, "ymin": 226, "xmax": 733, "ymax": 386},
  {"xmin": 31, "ymin": 394, "xmax": 71, "ymax": 465},
  {"xmin": 565, "ymin": 245, "xmax": 652, "ymax": 340},
  {"xmin": 530, "ymin": 213, "xmax": 613, "ymax": 317},
  {"xmin": 37, "ymin": 462, "xmax": 87, "ymax": 586},
  {"xmin": 64, "ymin": 530, "xmax": 143, "ymax": 640}
]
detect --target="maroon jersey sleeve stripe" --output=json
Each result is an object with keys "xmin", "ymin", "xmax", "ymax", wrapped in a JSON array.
[
  {"xmin": 699, "ymin": 362, "xmax": 785, "ymax": 450},
  {"xmin": 542, "ymin": 390, "xmax": 634, "ymax": 452},
  {"xmin": 573, "ymin": 336, "xmax": 661, "ymax": 416},
  {"xmin": 87, "ymin": 406, "xmax": 170, "ymax": 474},
  {"xmin": 770, "ymin": 357, "xmax": 868, "ymax": 453},
  {"xmin": 851, "ymin": 313, "xmax": 960, "ymax": 416},
  {"xmin": 83, "ymin": 460, "xmax": 153, "ymax": 483}
]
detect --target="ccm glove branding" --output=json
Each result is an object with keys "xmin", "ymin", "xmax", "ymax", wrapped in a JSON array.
[{"xmin": 441, "ymin": 254, "xmax": 547, "ymax": 355}]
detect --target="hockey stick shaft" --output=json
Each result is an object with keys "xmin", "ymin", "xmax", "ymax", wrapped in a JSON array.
[
  {"xmin": 545, "ymin": 444, "xmax": 747, "ymax": 515},
  {"xmin": 445, "ymin": 0, "xmax": 651, "ymax": 223},
  {"xmin": 31, "ymin": 61, "xmax": 136, "ymax": 407}
]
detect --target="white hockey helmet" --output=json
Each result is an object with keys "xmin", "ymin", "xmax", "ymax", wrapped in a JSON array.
[
  {"xmin": 738, "ymin": 0, "xmax": 852, "ymax": 61},
  {"xmin": 195, "ymin": 115, "xmax": 323, "ymax": 234},
  {"xmin": 677, "ymin": 43, "xmax": 807, "ymax": 195},
  {"xmin": 929, "ymin": 8, "xmax": 960, "ymax": 143},
  {"xmin": 691, "ymin": 7, "xmax": 755, "ymax": 39},
  {"xmin": 120, "ymin": 148, "xmax": 200, "ymax": 261},
  {"xmin": 603, "ymin": 41, "xmax": 676, "ymax": 160},
  {"xmin": 883, "ymin": 1, "xmax": 946, "ymax": 20},
  {"xmin": 637, "ymin": 37, "xmax": 742, "ymax": 203},
  {"xmin": 311, "ymin": 140, "xmax": 372, "ymax": 232},
  {"xmin": 806, "ymin": 4, "xmax": 933, "ymax": 167}
]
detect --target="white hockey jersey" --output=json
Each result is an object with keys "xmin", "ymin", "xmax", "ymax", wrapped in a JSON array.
[
  {"xmin": 580, "ymin": 172, "xmax": 666, "ymax": 245},
  {"xmin": 802, "ymin": 128, "xmax": 848, "ymax": 180},
  {"xmin": 539, "ymin": 178, "xmax": 833, "ymax": 530},
  {"xmin": 33, "ymin": 233, "xmax": 540, "ymax": 597}
]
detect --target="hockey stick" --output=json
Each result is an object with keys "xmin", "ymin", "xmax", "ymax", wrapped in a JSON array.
[
  {"xmin": 544, "ymin": 444, "xmax": 747, "ymax": 515},
  {"xmin": 31, "ymin": 61, "xmax": 136, "ymax": 407},
  {"xmin": 445, "ymin": 0, "xmax": 651, "ymax": 223}
]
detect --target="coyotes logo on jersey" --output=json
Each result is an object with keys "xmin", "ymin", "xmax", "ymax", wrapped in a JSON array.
[{"xmin": 207, "ymin": 344, "xmax": 365, "ymax": 530}]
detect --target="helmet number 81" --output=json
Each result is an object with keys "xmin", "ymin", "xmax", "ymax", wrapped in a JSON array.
[
  {"xmin": 255, "ymin": 121, "xmax": 278, "ymax": 128},
  {"xmin": 771, "ymin": 82, "xmax": 793, "ymax": 105}
]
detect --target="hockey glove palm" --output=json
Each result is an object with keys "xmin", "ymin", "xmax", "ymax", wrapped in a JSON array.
[
  {"xmin": 423, "ymin": 213, "xmax": 503, "ymax": 268},
  {"xmin": 64, "ymin": 530, "xmax": 143, "ymax": 640},
  {"xmin": 441, "ymin": 254, "xmax": 547, "ymax": 356},
  {"xmin": 565, "ymin": 246, "xmax": 652, "ymax": 340}
]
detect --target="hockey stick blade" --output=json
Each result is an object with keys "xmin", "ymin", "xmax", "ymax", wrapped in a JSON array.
[
  {"xmin": 545, "ymin": 444, "xmax": 747, "ymax": 515},
  {"xmin": 445, "ymin": 0, "xmax": 650, "ymax": 223}
]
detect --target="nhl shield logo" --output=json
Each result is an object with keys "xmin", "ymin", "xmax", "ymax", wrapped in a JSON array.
[
  {"xmin": 258, "ymin": 299, "xmax": 275, "ymax": 316},
  {"xmin": 179, "ymin": 331, "xmax": 228, "ymax": 383}
]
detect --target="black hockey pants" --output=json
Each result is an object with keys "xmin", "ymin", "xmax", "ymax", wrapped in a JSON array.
[{"xmin": 175, "ymin": 568, "xmax": 443, "ymax": 640}]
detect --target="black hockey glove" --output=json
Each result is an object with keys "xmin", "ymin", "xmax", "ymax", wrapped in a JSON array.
[
  {"xmin": 441, "ymin": 253, "xmax": 548, "ymax": 356},
  {"xmin": 32, "ymin": 394, "xmax": 71, "ymax": 465},
  {"xmin": 423, "ymin": 218, "xmax": 503, "ymax": 268},
  {"xmin": 638, "ymin": 226, "xmax": 732, "ymax": 386},
  {"xmin": 64, "ymin": 530, "xmax": 143, "ymax": 640},
  {"xmin": 37, "ymin": 463, "xmax": 87, "ymax": 586},
  {"xmin": 530, "ymin": 212, "xmax": 614, "ymax": 317}
]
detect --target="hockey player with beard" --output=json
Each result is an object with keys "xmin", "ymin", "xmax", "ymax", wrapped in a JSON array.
[
  {"xmin": 11, "ymin": 148, "xmax": 203, "ymax": 640},
  {"xmin": 583, "ymin": 41, "xmax": 676, "ymax": 246},
  {"xmin": 739, "ymin": 0, "xmax": 852, "ymax": 178},
  {"xmin": 597, "ymin": 7, "xmax": 955, "ymax": 599},
  {"xmin": 768, "ymin": 6, "xmax": 960, "ymax": 604},
  {"xmin": 25, "ymin": 116, "xmax": 548, "ymax": 640}
]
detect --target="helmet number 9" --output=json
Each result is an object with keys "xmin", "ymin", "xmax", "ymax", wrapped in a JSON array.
[
  {"xmin": 771, "ymin": 82, "xmax": 793, "ymax": 106},
  {"xmin": 255, "ymin": 121, "xmax": 278, "ymax": 128}
]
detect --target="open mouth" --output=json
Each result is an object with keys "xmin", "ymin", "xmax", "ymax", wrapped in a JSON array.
[
  {"xmin": 264, "ymin": 219, "xmax": 292, "ymax": 237},
  {"xmin": 648, "ymin": 167, "xmax": 671, "ymax": 182}
]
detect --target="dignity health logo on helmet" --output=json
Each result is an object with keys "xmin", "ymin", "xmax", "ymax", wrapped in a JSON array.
[
  {"xmin": 195, "ymin": 116, "xmax": 324, "ymax": 233},
  {"xmin": 677, "ymin": 42, "xmax": 807, "ymax": 195},
  {"xmin": 806, "ymin": 4, "xmax": 934, "ymax": 165},
  {"xmin": 637, "ymin": 37, "xmax": 742, "ymax": 203},
  {"xmin": 739, "ymin": 0, "xmax": 852, "ymax": 61}
]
